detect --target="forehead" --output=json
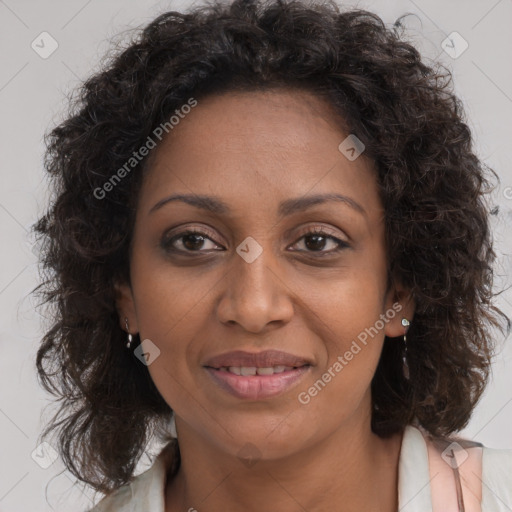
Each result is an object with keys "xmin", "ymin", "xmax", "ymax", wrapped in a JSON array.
[{"xmin": 139, "ymin": 88, "xmax": 380, "ymax": 217}]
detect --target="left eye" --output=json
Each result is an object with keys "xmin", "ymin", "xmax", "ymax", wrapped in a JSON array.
[{"xmin": 290, "ymin": 229, "xmax": 349, "ymax": 254}]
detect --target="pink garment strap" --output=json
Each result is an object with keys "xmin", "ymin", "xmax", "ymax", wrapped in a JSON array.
[{"xmin": 422, "ymin": 429, "xmax": 483, "ymax": 512}]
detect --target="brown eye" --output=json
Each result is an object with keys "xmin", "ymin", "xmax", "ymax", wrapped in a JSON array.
[
  {"xmin": 290, "ymin": 227, "xmax": 349, "ymax": 254},
  {"xmin": 161, "ymin": 229, "xmax": 223, "ymax": 253}
]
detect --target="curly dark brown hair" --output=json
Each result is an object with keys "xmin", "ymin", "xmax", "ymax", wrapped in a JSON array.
[{"xmin": 33, "ymin": 0, "xmax": 509, "ymax": 496}]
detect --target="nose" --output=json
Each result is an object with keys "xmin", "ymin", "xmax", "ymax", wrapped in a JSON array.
[{"xmin": 215, "ymin": 244, "xmax": 295, "ymax": 333}]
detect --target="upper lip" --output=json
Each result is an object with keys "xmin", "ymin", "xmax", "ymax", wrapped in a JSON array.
[{"xmin": 203, "ymin": 350, "xmax": 313, "ymax": 369}]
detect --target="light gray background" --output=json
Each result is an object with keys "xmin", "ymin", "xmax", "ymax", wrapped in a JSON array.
[{"xmin": 0, "ymin": 0, "xmax": 511, "ymax": 510}]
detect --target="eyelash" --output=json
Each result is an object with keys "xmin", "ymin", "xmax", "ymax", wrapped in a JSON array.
[{"xmin": 161, "ymin": 226, "xmax": 349, "ymax": 256}]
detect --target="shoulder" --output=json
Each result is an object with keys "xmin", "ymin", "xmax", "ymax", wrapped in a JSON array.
[
  {"xmin": 87, "ymin": 442, "xmax": 178, "ymax": 512},
  {"xmin": 409, "ymin": 424, "xmax": 512, "ymax": 511},
  {"xmin": 87, "ymin": 482, "xmax": 133, "ymax": 512},
  {"xmin": 481, "ymin": 444, "xmax": 512, "ymax": 510}
]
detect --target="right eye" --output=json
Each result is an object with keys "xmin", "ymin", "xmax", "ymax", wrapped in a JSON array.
[{"xmin": 161, "ymin": 228, "xmax": 224, "ymax": 254}]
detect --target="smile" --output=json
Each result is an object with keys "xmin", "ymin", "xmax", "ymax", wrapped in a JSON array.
[
  {"xmin": 205, "ymin": 365, "xmax": 311, "ymax": 399},
  {"xmin": 217, "ymin": 365, "xmax": 298, "ymax": 375}
]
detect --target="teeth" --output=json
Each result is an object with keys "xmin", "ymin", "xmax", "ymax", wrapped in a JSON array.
[
  {"xmin": 219, "ymin": 365, "xmax": 297, "ymax": 375},
  {"xmin": 256, "ymin": 367, "xmax": 274, "ymax": 375}
]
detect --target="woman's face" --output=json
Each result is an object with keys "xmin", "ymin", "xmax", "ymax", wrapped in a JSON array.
[{"xmin": 117, "ymin": 89, "xmax": 412, "ymax": 460}]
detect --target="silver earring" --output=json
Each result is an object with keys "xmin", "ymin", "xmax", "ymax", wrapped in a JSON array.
[
  {"xmin": 401, "ymin": 318, "xmax": 410, "ymax": 380},
  {"xmin": 125, "ymin": 317, "xmax": 133, "ymax": 349}
]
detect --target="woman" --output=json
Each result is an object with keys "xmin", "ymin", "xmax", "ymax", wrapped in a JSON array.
[{"xmin": 33, "ymin": 0, "xmax": 511, "ymax": 510}]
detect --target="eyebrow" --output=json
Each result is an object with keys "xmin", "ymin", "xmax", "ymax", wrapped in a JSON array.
[{"xmin": 149, "ymin": 192, "xmax": 367, "ymax": 218}]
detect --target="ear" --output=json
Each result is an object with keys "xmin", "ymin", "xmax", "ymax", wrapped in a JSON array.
[
  {"xmin": 383, "ymin": 280, "xmax": 415, "ymax": 338},
  {"xmin": 114, "ymin": 280, "xmax": 139, "ymax": 334}
]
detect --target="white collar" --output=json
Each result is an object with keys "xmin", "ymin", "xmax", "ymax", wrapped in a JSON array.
[{"xmin": 93, "ymin": 425, "xmax": 429, "ymax": 511}]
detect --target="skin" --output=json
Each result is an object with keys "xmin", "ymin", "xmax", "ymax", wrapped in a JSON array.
[{"xmin": 116, "ymin": 88, "xmax": 415, "ymax": 512}]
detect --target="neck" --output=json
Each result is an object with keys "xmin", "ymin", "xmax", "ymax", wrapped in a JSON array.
[{"xmin": 165, "ymin": 418, "xmax": 404, "ymax": 512}]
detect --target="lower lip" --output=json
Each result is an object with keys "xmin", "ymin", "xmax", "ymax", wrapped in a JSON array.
[{"xmin": 205, "ymin": 366, "xmax": 311, "ymax": 400}]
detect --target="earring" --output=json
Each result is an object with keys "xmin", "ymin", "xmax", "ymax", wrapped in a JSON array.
[
  {"xmin": 125, "ymin": 317, "xmax": 133, "ymax": 349},
  {"xmin": 401, "ymin": 318, "xmax": 410, "ymax": 380}
]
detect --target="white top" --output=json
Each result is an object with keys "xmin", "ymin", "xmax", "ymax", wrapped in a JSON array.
[{"xmin": 88, "ymin": 425, "xmax": 512, "ymax": 511}]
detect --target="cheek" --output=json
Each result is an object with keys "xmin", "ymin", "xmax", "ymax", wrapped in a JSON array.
[
  {"xmin": 291, "ymin": 254, "xmax": 388, "ymax": 396},
  {"xmin": 291, "ymin": 253, "xmax": 388, "ymax": 347},
  {"xmin": 294, "ymin": 286, "xmax": 386, "ymax": 422},
  {"xmin": 130, "ymin": 244, "xmax": 219, "ymax": 338},
  {"xmin": 134, "ymin": 300, "xmax": 210, "ymax": 415},
  {"xmin": 129, "ymin": 254, "xmax": 219, "ymax": 404},
  {"xmin": 305, "ymin": 282, "xmax": 387, "ymax": 382},
  {"xmin": 133, "ymin": 279, "xmax": 210, "ymax": 357}
]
